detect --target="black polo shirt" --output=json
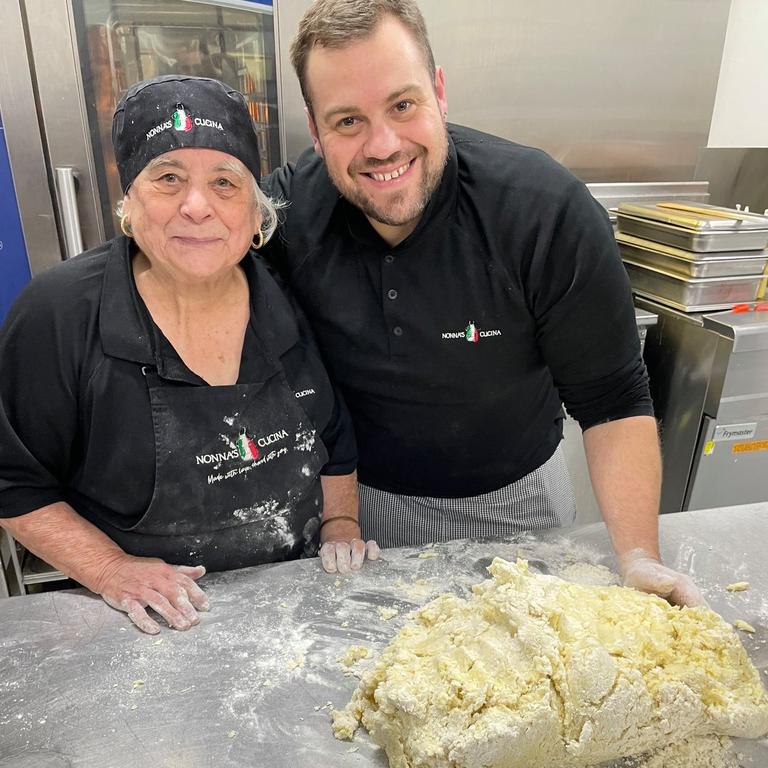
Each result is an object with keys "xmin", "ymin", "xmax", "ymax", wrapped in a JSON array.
[
  {"xmin": 262, "ymin": 124, "xmax": 653, "ymax": 498},
  {"xmin": 0, "ymin": 238, "xmax": 356, "ymax": 528}
]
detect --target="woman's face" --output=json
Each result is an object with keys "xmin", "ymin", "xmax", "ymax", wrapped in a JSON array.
[{"xmin": 122, "ymin": 148, "xmax": 260, "ymax": 283}]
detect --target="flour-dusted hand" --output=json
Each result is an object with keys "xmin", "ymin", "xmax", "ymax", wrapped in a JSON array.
[
  {"xmin": 319, "ymin": 515, "xmax": 380, "ymax": 574},
  {"xmin": 95, "ymin": 555, "xmax": 211, "ymax": 634},
  {"xmin": 320, "ymin": 539, "xmax": 381, "ymax": 574},
  {"xmin": 619, "ymin": 548, "xmax": 707, "ymax": 607}
]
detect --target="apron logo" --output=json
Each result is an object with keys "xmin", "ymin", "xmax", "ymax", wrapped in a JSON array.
[
  {"xmin": 441, "ymin": 320, "xmax": 502, "ymax": 342},
  {"xmin": 195, "ymin": 428, "xmax": 291, "ymax": 466},
  {"xmin": 196, "ymin": 449, "xmax": 239, "ymax": 465},
  {"xmin": 236, "ymin": 429, "xmax": 259, "ymax": 462}
]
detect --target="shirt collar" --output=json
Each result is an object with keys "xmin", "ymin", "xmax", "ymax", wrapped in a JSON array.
[
  {"xmin": 100, "ymin": 237, "xmax": 214, "ymax": 384},
  {"xmin": 99, "ymin": 236, "xmax": 155, "ymax": 366},
  {"xmin": 99, "ymin": 239, "xmax": 281, "ymax": 385}
]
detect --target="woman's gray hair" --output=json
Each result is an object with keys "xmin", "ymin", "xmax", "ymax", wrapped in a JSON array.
[
  {"xmin": 252, "ymin": 176, "xmax": 284, "ymax": 245},
  {"xmin": 115, "ymin": 162, "xmax": 283, "ymax": 247}
]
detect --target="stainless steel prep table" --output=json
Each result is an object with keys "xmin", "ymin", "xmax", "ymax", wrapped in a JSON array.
[{"xmin": 2, "ymin": 504, "xmax": 767, "ymax": 768}]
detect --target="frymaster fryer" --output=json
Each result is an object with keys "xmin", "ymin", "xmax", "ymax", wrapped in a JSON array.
[{"xmin": 638, "ymin": 297, "xmax": 768, "ymax": 513}]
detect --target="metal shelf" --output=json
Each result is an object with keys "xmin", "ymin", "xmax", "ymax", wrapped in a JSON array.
[
  {"xmin": 0, "ymin": 530, "xmax": 65, "ymax": 596},
  {"xmin": 21, "ymin": 550, "xmax": 67, "ymax": 586}
]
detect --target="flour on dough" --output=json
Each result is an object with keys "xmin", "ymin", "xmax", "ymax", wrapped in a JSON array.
[
  {"xmin": 332, "ymin": 558, "xmax": 768, "ymax": 768},
  {"xmin": 556, "ymin": 562, "xmax": 619, "ymax": 586}
]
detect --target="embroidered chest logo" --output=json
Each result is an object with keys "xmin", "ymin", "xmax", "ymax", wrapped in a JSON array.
[{"xmin": 441, "ymin": 320, "xmax": 502, "ymax": 342}]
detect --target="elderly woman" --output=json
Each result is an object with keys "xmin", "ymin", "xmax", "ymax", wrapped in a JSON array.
[{"xmin": 0, "ymin": 75, "xmax": 378, "ymax": 634}]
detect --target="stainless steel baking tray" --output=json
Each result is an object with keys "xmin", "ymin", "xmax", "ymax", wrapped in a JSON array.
[
  {"xmin": 616, "ymin": 232, "xmax": 768, "ymax": 278},
  {"xmin": 622, "ymin": 259, "xmax": 763, "ymax": 312},
  {"xmin": 619, "ymin": 201, "xmax": 768, "ymax": 231},
  {"xmin": 617, "ymin": 213, "xmax": 768, "ymax": 252}
]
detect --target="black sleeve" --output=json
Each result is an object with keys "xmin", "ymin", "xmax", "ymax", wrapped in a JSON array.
[
  {"xmin": 254, "ymin": 255, "xmax": 357, "ymax": 476},
  {"xmin": 288, "ymin": 290, "xmax": 357, "ymax": 476},
  {"xmin": 0, "ymin": 276, "xmax": 78, "ymax": 517},
  {"xmin": 317, "ymin": 386, "xmax": 358, "ymax": 476},
  {"xmin": 260, "ymin": 162, "xmax": 356, "ymax": 471},
  {"xmin": 524, "ymin": 180, "xmax": 654, "ymax": 430}
]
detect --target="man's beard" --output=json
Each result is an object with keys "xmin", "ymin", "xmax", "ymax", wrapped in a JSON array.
[{"xmin": 325, "ymin": 130, "xmax": 449, "ymax": 228}]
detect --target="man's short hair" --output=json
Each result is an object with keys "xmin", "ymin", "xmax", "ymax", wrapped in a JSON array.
[{"xmin": 290, "ymin": 0, "xmax": 436, "ymax": 113}]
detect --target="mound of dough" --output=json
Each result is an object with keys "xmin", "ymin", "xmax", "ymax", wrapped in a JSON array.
[{"xmin": 332, "ymin": 558, "xmax": 768, "ymax": 768}]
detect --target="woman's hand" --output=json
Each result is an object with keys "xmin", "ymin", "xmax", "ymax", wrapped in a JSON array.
[
  {"xmin": 0, "ymin": 502, "xmax": 210, "ymax": 634},
  {"xmin": 319, "ymin": 473, "xmax": 379, "ymax": 574},
  {"xmin": 319, "ymin": 516, "xmax": 379, "ymax": 574},
  {"xmin": 95, "ymin": 555, "xmax": 211, "ymax": 634}
]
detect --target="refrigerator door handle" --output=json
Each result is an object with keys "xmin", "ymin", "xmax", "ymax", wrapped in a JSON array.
[{"xmin": 54, "ymin": 166, "xmax": 84, "ymax": 259}]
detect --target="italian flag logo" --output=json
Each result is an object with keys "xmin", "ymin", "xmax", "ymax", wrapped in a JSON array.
[
  {"xmin": 465, "ymin": 322, "xmax": 479, "ymax": 343},
  {"xmin": 236, "ymin": 430, "xmax": 259, "ymax": 462},
  {"xmin": 173, "ymin": 103, "xmax": 193, "ymax": 132}
]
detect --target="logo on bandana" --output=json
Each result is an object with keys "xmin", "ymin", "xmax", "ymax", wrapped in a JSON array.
[
  {"xmin": 145, "ymin": 108, "xmax": 224, "ymax": 141},
  {"xmin": 173, "ymin": 103, "xmax": 193, "ymax": 132}
]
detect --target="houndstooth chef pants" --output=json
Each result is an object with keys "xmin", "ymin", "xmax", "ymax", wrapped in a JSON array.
[{"xmin": 358, "ymin": 445, "xmax": 577, "ymax": 548}]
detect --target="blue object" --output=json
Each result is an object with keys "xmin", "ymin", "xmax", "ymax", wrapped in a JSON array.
[
  {"xmin": 226, "ymin": 0, "xmax": 273, "ymax": 8},
  {"xmin": 0, "ymin": 112, "xmax": 31, "ymax": 324}
]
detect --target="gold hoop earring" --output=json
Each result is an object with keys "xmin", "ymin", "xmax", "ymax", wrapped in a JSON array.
[
  {"xmin": 252, "ymin": 230, "xmax": 264, "ymax": 250},
  {"xmin": 120, "ymin": 214, "xmax": 133, "ymax": 238}
]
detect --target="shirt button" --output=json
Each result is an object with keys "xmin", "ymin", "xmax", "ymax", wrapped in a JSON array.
[
  {"xmin": 384, "ymin": 254, "xmax": 395, "ymax": 264},
  {"xmin": 387, "ymin": 289, "xmax": 398, "ymax": 300},
  {"xmin": 393, "ymin": 326, "xmax": 403, "ymax": 337}
]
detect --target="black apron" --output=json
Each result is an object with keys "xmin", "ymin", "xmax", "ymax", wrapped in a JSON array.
[{"xmin": 107, "ymin": 351, "xmax": 328, "ymax": 572}]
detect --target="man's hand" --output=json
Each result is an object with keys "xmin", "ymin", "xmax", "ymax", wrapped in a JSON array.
[
  {"xmin": 319, "ymin": 516, "xmax": 379, "ymax": 574},
  {"xmin": 619, "ymin": 548, "xmax": 707, "ymax": 607},
  {"xmin": 95, "ymin": 555, "xmax": 211, "ymax": 634}
]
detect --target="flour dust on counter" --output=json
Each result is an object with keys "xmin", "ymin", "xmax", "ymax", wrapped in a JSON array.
[{"xmin": 332, "ymin": 558, "xmax": 768, "ymax": 768}]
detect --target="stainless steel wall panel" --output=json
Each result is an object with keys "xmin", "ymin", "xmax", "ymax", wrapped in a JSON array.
[
  {"xmin": 695, "ymin": 148, "xmax": 768, "ymax": 214},
  {"xmin": 274, "ymin": 0, "xmax": 312, "ymax": 165},
  {"xmin": 276, "ymin": 0, "xmax": 731, "ymax": 183},
  {"xmin": 0, "ymin": 1, "xmax": 62, "ymax": 274},
  {"xmin": 588, "ymin": 182, "xmax": 710, "ymax": 214}
]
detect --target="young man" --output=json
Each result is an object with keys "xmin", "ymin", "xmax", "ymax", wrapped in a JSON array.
[{"xmin": 263, "ymin": 0, "xmax": 703, "ymax": 605}]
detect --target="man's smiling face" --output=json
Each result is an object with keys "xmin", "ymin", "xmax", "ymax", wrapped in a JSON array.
[{"xmin": 305, "ymin": 14, "xmax": 449, "ymax": 245}]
